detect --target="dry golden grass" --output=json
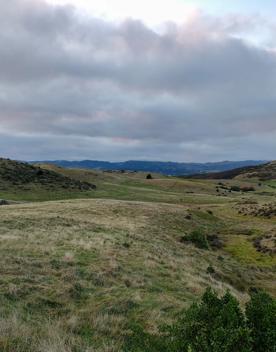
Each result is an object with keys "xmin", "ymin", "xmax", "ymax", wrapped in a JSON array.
[
  {"xmin": 0, "ymin": 163, "xmax": 276, "ymax": 351},
  {"xmin": 0, "ymin": 195, "xmax": 275, "ymax": 351}
]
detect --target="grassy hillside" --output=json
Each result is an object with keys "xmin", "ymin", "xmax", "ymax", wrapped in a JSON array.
[
  {"xmin": 0, "ymin": 198, "xmax": 275, "ymax": 351},
  {"xmin": 0, "ymin": 159, "xmax": 96, "ymax": 201},
  {"xmin": 238, "ymin": 160, "xmax": 276, "ymax": 180},
  {"xmin": 31, "ymin": 163, "xmax": 276, "ymax": 204},
  {"xmin": 188, "ymin": 161, "xmax": 276, "ymax": 180},
  {"xmin": 0, "ymin": 161, "xmax": 275, "ymax": 350}
]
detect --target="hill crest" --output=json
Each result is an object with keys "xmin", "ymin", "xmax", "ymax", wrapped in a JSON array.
[
  {"xmin": 0, "ymin": 158, "xmax": 96, "ymax": 193},
  {"xmin": 187, "ymin": 161, "xmax": 276, "ymax": 180},
  {"xmin": 32, "ymin": 159, "xmax": 266, "ymax": 176}
]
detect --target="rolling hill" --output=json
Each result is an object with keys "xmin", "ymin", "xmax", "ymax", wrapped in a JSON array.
[
  {"xmin": 32, "ymin": 159, "xmax": 266, "ymax": 176},
  {"xmin": 0, "ymin": 157, "xmax": 275, "ymax": 351},
  {"xmin": 187, "ymin": 161, "xmax": 276, "ymax": 180},
  {"xmin": 0, "ymin": 158, "xmax": 96, "ymax": 201}
]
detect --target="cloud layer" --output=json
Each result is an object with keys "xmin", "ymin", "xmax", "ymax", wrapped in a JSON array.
[{"xmin": 0, "ymin": 0, "xmax": 276, "ymax": 161}]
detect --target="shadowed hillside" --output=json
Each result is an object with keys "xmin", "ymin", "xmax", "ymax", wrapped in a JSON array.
[
  {"xmin": 0, "ymin": 158, "xmax": 96, "ymax": 200},
  {"xmin": 187, "ymin": 161, "xmax": 276, "ymax": 180}
]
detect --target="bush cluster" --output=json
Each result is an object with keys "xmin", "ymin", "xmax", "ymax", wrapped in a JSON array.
[
  {"xmin": 124, "ymin": 288, "xmax": 276, "ymax": 352},
  {"xmin": 182, "ymin": 230, "xmax": 209, "ymax": 249}
]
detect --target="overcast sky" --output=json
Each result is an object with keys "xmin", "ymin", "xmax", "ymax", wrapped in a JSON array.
[{"xmin": 0, "ymin": 0, "xmax": 276, "ymax": 162}]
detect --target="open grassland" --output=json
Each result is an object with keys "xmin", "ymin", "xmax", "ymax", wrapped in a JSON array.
[
  {"xmin": 0, "ymin": 166, "xmax": 275, "ymax": 350},
  {"xmin": 4, "ymin": 163, "xmax": 275, "ymax": 205},
  {"xmin": 0, "ymin": 195, "xmax": 275, "ymax": 350}
]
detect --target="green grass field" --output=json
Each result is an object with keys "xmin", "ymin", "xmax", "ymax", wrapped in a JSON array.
[{"xmin": 0, "ymin": 166, "xmax": 275, "ymax": 351}]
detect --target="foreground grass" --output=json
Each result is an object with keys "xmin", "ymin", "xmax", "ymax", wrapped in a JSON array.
[
  {"xmin": 0, "ymin": 197, "xmax": 275, "ymax": 351},
  {"xmin": 0, "ymin": 167, "xmax": 275, "ymax": 350}
]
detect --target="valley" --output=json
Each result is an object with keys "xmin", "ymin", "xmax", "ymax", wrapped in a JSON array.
[{"xmin": 0, "ymin": 159, "xmax": 275, "ymax": 351}]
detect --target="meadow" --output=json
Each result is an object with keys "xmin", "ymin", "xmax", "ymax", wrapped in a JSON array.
[{"xmin": 0, "ymin": 166, "xmax": 275, "ymax": 351}]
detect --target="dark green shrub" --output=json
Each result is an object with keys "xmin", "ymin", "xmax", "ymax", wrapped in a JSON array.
[
  {"xmin": 206, "ymin": 265, "xmax": 215, "ymax": 274},
  {"xmin": 230, "ymin": 186, "xmax": 242, "ymax": 192},
  {"xmin": 123, "ymin": 324, "xmax": 172, "ymax": 352},
  {"xmin": 183, "ymin": 230, "xmax": 209, "ymax": 249},
  {"xmin": 168, "ymin": 288, "xmax": 252, "ymax": 352},
  {"xmin": 246, "ymin": 290, "xmax": 276, "ymax": 352},
  {"xmin": 124, "ymin": 288, "xmax": 276, "ymax": 352}
]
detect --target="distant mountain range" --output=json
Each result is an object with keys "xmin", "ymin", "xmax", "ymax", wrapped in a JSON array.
[{"xmin": 32, "ymin": 160, "xmax": 267, "ymax": 176}]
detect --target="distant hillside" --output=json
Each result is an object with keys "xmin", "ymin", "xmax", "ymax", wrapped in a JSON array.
[
  {"xmin": 0, "ymin": 158, "xmax": 96, "ymax": 196},
  {"xmin": 188, "ymin": 161, "xmax": 276, "ymax": 180},
  {"xmin": 32, "ymin": 159, "xmax": 266, "ymax": 176}
]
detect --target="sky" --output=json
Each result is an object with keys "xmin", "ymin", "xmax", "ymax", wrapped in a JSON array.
[{"xmin": 0, "ymin": 0, "xmax": 276, "ymax": 162}]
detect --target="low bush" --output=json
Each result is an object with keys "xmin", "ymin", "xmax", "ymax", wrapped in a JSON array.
[
  {"xmin": 246, "ymin": 290, "xmax": 276, "ymax": 352},
  {"xmin": 124, "ymin": 288, "xmax": 276, "ymax": 352},
  {"xmin": 182, "ymin": 230, "xmax": 209, "ymax": 249}
]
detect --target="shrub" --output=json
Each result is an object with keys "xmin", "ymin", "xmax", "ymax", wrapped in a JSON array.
[
  {"xmin": 124, "ymin": 288, "xmax": 276, "ymax": 352},
  {"xmin": 168, "ymin": 288, "xmax": 252, "ymax": 352},
  {"xmin": 206, "ymin": 265, "xmax": 215, "ymax": 274},
  {"xmin": 146, "ymin": 174, "xmax": 153, "ymax": 180},
  {"xmin": 123, "ymin": 325, "xmax": 168, "ymax": 352},
  {"xmin": 230, "ymin": 186, "xmax": 242, "ymax": 192},
  {"xmin": 246, "ymin": 290, "xmax": 276, "ymax": 352},
  {"xmin": 183, "ymin": 230, "xmax": 209, "ymax": 250}
]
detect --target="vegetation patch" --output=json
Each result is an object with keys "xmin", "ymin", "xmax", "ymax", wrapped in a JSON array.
[
  {"xmin": 225, "ymin": 236, "xmax": 276, "ymax": 267},
  {"xmin": 124, "ymin": 288, "xmax": 276, "ymax": 352},
  {"xmin": 181, "ymin": 230, "xmax": 223, "ymax": 250},
  {"xmin": 0, "ymin": 158, "xmax": 96, "ymax": 201},
  {"xmin": 253, "ymin": 234, "xmax": 276, "ymax": 255},
  {"xmin": 181, "ymin": 230, "xmax": 210, "ymax": 249},
  {"xmin": 237, "ymin": 202, "xmax": 276, "ymax": 218},
  {"xmin": 0, "ymin": 160, "xmax": 275, "ymax": 350}
]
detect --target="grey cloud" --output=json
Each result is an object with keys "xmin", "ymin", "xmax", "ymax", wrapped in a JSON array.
[{"xmin": 0, "ymin": 0, "xmax": 276, "ymax": 161}]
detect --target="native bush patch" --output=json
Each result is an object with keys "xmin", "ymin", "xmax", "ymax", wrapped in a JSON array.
[
  {"xmin": 181, "ymin": 230, "xmax": 209, "ymax": 249},
  {"xmin": 124, "ymin": 288, "xmax": 276, "ymax": 352}
]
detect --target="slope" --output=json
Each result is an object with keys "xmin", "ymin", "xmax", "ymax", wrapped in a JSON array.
[
  {"xmin": 187, "ymin": 161, "xmax": 276, "ymax": 180},
  {"xmin": 0, "ymin": 158, "xmax": 96, "ymax": 201},
  {"xmin": 0, "ymin": 198, "xmax": 275, "ymax": 351}
]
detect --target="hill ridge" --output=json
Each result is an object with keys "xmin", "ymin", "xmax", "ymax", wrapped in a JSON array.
[
  {"xmin": 0, "ymin": 158, "xmax": 96, "ymax": 195},
  {"xmin": 187, "ymin": 161, "xmax": 276, "ymax": 180},
  {"xmin": 31, "ymin": 159, "xmax": 267, "ymax": 176}
]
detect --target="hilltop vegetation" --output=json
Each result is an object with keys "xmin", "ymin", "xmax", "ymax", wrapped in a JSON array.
[
  {"xmin": 239, "ymin": 161, "xmax": 276, "ymax": 180},
  {"xmin": 0, "ymin": 159, "xmax": 275, "ymax": 351},
  {"xmin": 0, "ymin": 158, "xmax": 96, "ymax": 201},
  {"xmin": 189, "ymin": 161, "xmax": 276, "ymax": 180}
]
